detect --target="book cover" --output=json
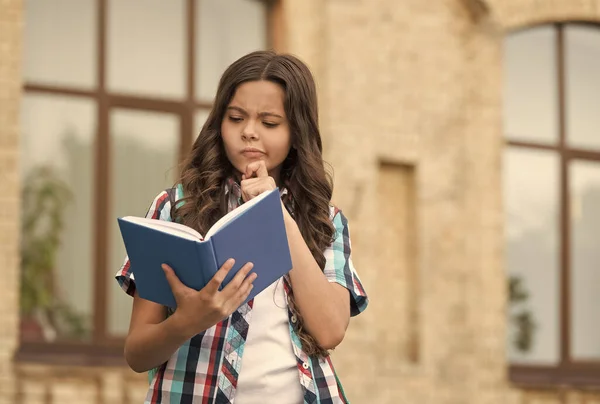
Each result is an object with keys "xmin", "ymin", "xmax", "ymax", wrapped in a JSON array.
[{"xmin": 118, "ymin": 188, "xmax": 292, "ymax": 309}]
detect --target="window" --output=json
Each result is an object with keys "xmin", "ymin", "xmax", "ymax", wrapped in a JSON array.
[
  {"xmin": 19, "ymin": 0, "xmax": 282, "ymax": 364},
  {"xmin": 504, "ymin": 23, "xmax": 600, "ymax": 386}
]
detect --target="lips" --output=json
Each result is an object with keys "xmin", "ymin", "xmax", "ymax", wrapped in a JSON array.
[{"xmin": 241, "ymin": 148, "xmax": 265, "ymax": 158}]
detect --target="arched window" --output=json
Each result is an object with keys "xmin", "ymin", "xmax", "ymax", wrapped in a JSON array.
[{"xmin": 504, "ymin": 22, "xmax": 600, "ymax": 386}]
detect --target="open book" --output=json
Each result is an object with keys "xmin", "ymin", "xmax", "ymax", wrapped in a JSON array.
[{"xmin": 118, "ymin": 188, "xmax": 292, "ymax": 308}]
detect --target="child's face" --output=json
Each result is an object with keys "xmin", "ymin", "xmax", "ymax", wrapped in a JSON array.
[{"xmin": 221, "ymin": 80, "xmax": 292, "ymax": 184}]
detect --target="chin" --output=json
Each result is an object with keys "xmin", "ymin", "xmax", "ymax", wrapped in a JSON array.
[{"xmin": 238, "ymin": 157, "xmax": 270, "ymax": 170}]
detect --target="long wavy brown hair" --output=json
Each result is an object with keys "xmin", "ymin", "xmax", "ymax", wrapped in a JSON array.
[{"xmin": 173, "ymin": 50, "xmax": 335, "ymax": 357}]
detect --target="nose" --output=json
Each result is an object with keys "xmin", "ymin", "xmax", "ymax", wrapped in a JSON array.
[{"xmin": 241, "ymin": 120, "xmax": 259, "ymax": 141}]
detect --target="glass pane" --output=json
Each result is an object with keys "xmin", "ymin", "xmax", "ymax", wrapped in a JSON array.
[
  {"xmin": 504, "ymin": 148, "xmax": 560, "ymax": 365},
  {"xmin": 196, "ymin": 0, "xmax": 267, "ymax": 100},
  {"xmin": 194, "ymin": 109, "xmax": 210, "ymax": 144},
  {"xmin": 108, "ymin": 110, "xmax": 180, "ymax": 336},
  {"xmin": 24, "ymin": 0, "xmax": 96, "ymax": 88},
  {"xmin": 107, "ymin": 0, "xmax": 185, "ymax": 98},
  {"xmin": 20, "ymin": 94, "xmax": 96, "ymax": 342},
  {"xmin": 565, "ymin": 25, "xmax": 600, "ymax": 150},
  {"xmin": 569, "ymin": 160, "xmax": 600, "ymax": 360},
  {"xmin": 503, "ymin": 26, "xmax": 559, "ymax": 144}
]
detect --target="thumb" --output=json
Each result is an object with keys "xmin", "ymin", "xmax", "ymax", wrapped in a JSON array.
[{"xmin": 162, "ymin": 264, "xmax": 186, "ymax": 296}]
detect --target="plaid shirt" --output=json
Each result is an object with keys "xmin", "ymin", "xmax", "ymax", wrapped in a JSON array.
[{"xmin": 116, "ymin": 184, "xmax": 368, "ymax": 404}]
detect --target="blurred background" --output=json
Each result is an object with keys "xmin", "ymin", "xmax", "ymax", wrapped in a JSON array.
[{"xmin": 1, "ymin": 0, "xmax": 599, "ymax": 403}]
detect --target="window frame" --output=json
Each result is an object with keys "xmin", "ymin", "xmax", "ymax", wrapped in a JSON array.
[
  {"xmin": 506, "ymin": 22, "xmax": 600, "ymax": 388},
  {"xmin": 17, "ymin": 0, "xmax": 284, "ymax": 366}
]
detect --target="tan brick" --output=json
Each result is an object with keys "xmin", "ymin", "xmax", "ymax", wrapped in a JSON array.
[
  {"xmin": 1, "ymin": 0, "xmax": 600, "ymax": 403},
  {"xmin": 0, "ymin": 1, "xmax": 20, "ymax": 403},
  {"xmin": 286, "ymin": 0, "xmax": 600, "ymax": 403}
]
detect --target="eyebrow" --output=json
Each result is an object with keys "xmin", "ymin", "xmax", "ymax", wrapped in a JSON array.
[{"xmin": 227, "ymin": 106, "xmax": 284, "ymax": 119}]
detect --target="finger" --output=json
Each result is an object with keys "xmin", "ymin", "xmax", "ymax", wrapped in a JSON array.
[
  {"xmin": 162, "ymin": 264, "xmax": 187, "ymax": 296},
  {"xmin": 205, "ymin": 258, "xmax": 235, "ymax": 294},
  {"xmin": 235, "ymin": 281, "xmax": 256, "ymax": 308},
  {"xmin": 240, "ymin": 177, "xmax": 262, "ymax": 187},
  {"xmin": 224, "ymin": 277, "xmax": 256, "ymax": 313},
  {"xmin": 240, "ymin": 177, "xmax": 275, "ymax": 190},
  {"xmin": 221, "ymin": 262, "xmax": 255, "ymax": 296},
  {"xmin": 245, "ymin": 160, "xmax": 268, "ymax": 178},
  {"xmin": 255, "ymin": 160, "xmax": 268, "ymax": 177},
  {"xmin": 238, "ymin": 271, "xmax": 257, "ymax": 294},
  {"xmin": 240, "ymin": 179, "xmax": 262, "ymax": 201},
  {"xmin": 240, "ymin": 183, "xmax": 253, "ymax": 202},
  {"xmin": 241, "ymin": 177, "xmax": 275, "ymax": 186},
  {"xmin": 241, "ymin": 178, "xmax": 275, "ymax": 201},
  {"xmin": 241, "ymin": 283, "xmax": 255, "ymax": 301},
  {"xmin": 241, "ymin": 183, "xmax": 263, "ymax": 201},
  {"xmin": 244, "ymin": 161, "xmax": 259, "ymax": 178}
]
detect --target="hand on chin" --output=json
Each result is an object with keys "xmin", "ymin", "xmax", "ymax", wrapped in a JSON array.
[{"xmin": 240, "ymin": 160, "xmax": 276, "ymax": 202}]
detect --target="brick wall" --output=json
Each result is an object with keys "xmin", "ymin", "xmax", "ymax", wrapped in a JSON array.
[
  {"xmin": 284, "ymin": 0, "xmax": 600, "ymax": 403},
  {"xmin": 15, "ymin": 365, "xmax": 148, "ymax": 404},
  {"xmin": 0, "ymin": 0, "xmax": 22, "ymax": 403},
  {"xmin": 2, "ymin": 0, "xmax": 600, "ymax": 403}
]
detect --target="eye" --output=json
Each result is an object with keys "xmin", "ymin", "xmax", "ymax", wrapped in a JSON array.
[
  {"xmin": 263, "ymin": 122, "xmax": 279, "ymax": 128},
  {"xmin": 228, "ymin": 116, "xmax": 243, "ymax": 123}
]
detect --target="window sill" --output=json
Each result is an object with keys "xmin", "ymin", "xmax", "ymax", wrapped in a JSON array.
[
  {"xmin": 15, "ymin": 340, "xmax": 128, "ymax": 368},
  {"xmin": 510, "ymin": 365, "xmax": 600, "ymax": 390}
]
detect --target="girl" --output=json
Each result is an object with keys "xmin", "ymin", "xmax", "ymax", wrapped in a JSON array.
[{"xmin": 116, "ymin": 50, "xmax": 368, "ymax": 404}]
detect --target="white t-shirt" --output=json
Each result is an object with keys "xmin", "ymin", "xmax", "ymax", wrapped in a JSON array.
[{"xmin": 234, "ymin": 278, "xmax": 304, "ymax": 404}]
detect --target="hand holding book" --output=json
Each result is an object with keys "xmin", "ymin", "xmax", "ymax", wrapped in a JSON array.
[
  {"xmin": 161, "ymin": 258, "xmax": 257, "ymax": 337},
  {"xmin": 118, "ymin": 187, "xmax": 292, "ymax": 309}
]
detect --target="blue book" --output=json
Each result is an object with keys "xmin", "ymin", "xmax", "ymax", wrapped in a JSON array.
[{"xmin": 117, "ymin": 188, "xmax": 292, "ymax": 309}]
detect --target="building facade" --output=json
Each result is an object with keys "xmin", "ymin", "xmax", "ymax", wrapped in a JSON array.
[{"xmin": 1, "ymin": 0, "xmax": 600, "ymax": 403}]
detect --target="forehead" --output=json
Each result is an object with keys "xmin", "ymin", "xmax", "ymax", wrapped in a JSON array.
[{"xmin": 229, "ymin": 80, "xmax": 285, "ymax": 111}]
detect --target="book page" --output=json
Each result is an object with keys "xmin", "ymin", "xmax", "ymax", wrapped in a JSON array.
[
  {"xmin": 205, "ymin": 189, "xmax": 274, "ymax": 240},
  {"xmin": 120, "ymin": 216, "xmax": 204, "ymax": 241}
]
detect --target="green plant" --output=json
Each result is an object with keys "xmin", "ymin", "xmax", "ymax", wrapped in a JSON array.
[
  {"xmin": 508, "ymin": 275, "xmax": 536, "ymax": 352},
  {"xmin": 20, "ymin": 166, "xmax": 89, "ymax": 339}
]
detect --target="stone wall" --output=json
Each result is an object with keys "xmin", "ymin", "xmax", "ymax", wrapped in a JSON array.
[
  {"xmin": 0, "ymin": 0, "xmax": 23, "ymax": 402},
  {"xmin": 284, "ymin": 0, "xmax": 600, "ymax": 403},
  {"xmin": 2, "ymin": 0, "xmax": 600, "ymax": 402}
]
